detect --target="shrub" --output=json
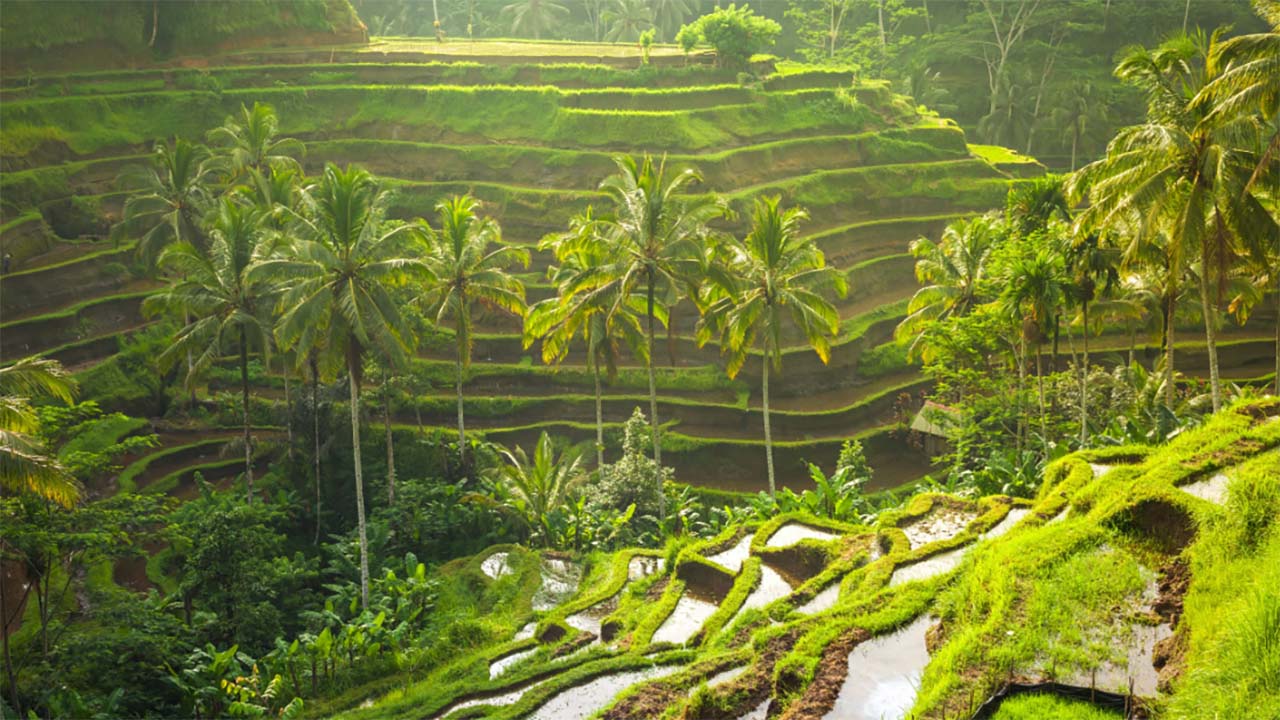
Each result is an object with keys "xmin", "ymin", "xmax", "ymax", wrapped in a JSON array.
[
  {"xmin": 586, "ymin": 408, "xmax": 668, "ymax": 519},
  {"xmin": 678, "ymin": 4, "xmax": 780, "ymax": 72}
]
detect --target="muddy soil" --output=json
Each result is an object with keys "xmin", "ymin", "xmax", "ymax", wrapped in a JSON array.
[{"xmin": 684, "ymin": 630, "xmax": 800, "ymax": 720}]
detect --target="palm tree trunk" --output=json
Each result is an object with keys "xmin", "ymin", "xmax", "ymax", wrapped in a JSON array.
[
  {"xmin": 763, "ymin": 357, "xmax": 776, "ymax": 498},
  {"xmin": 1, "ymin": 569, "xmax": 21, "ymax": 716},
  {"xmin": 312, "ymin": 360, "xmax": 322, "ymax": 546},
  {"xmin": 455, "ymin": 352, "xmax": 466, "ymax": 465},
  {"xmin": 593, "ymin": 349, "xmax": 604, "ymax": 469},
  {"xmin": 283, "ymin": 360, "xmax": 294, "ymax": 461},
  {"xmin": 1165, "ymin": 292, "xmax": 1177, "ymax": 408},
  {"xmin": 1199, "ymin": 246, "xmax": 1223, "ymax": 412},
  {"xmin": 347, "ymin": 358, "xmax": 370, "ymax": 609},
  {"xmin": 645, "ymin": 270, "xmax": 664, "ymax": 520},
  {"xmin": 876, "ymin": 0, "xmax": 886, "ymax": 47},
  {"xmin": 383, "ymin": 372, "xmax": 396, "ymax": 505},
  {"xmin": 239, "ymin": 329, "xmax": 254, "ymax": 503},
  {"xmin": 148, "ymin": 0, "xmax": 158, "ymax": 47},
  {"xmin": 1036, "ymin": 345, "xmax": 1048, "ymax": 451},
  {"xmin": 185, "ymin": 309, "xmax": 196, "ymax": 406},
  {"xmin": 1070, "ymin": 121, "xmax": 1079, "ymax": 172},
  {"xmin": 1016, "ymin": 335, "xmax": 1027, "ymax": 454},
  {"xmin": 1081, "ymin": 301, "xmax": 1090, "ymax": 445}
]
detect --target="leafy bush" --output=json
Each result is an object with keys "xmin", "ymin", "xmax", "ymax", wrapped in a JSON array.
[
  {"xmin": 678, "ymin": 4, "xmax": 781, "ymax": 71},
  {"xmin": 586, "ymin": 408, "xmax": 668, "ymax": 519}
]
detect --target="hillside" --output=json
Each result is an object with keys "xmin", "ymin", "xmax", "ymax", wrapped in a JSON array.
[
  {"xmin": 0, "ymin": 39, "xmax": 1057, "ymax": 498},
  {"xmin": 315, "ymin": 397, "xmax": 1280, "ymax": 719},
  {"xmin": 2, "ymin": 6, "xmax": 1277, "ymax": 717},
  {"xmin": 0, "ymin": 0, "xmax": 366, "ymax": 72}
]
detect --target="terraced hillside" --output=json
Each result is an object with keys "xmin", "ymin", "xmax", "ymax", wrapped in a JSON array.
[
  {"xmin": 0, "ymin": 44, "xmax": 1044, "ymax": 494},
  {"xmin": 313, "ymin": 397, "xmax": 1280, "ymax": 719},
  {"xmin": 4, "ymin": 40, "xmax": 1272, "ymax": 498}
]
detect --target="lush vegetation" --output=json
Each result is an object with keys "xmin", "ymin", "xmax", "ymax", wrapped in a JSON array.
[{"xmin": 1, "ymin": 1, "xmax": 1277, "ymax": 719}]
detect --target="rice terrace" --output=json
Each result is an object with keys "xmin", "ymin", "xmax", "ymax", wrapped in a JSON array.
[{"xmin": 0, "ymin": 1, "xmax": 1277, "ymax": 718}]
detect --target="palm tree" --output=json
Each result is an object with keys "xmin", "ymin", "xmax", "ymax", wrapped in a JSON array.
[
  {"xmin": 144, "ymin": 198, "xmax": 276, "ymax": 501},
  {"xmin": 1199, "ymin": 0, "xmax": 1280, "ymax": 190},
  {"xmin": 0, "ymin": 357, "xmax": 78, "ymax": 506},
  {"xmin": 1117, "ymin": 229, "xmax": 1199, "ymax": 407},
  {"xmin": 1071, "ymin": 32, "xmax": 1278, "ymax": 413},
  {"xmin": 525, "ymin": 209, "xmax": 648, "ymax": 468},
  {"xmin": 1229, "ymin": 241, "xmax": 1280, "ymax": 396},
  {"xmin": 419, "ymin": 195, "xmax": 528, "ymax": 464},
  {"xmin": 114, "ymin": 137, "xmax": 216, "ymax": 248},
  {"xmin": 501, "ymin": 0, "xmax": 569, "ymax": 39},
  {"xmin": 1066, "ymin": 231, "xmax": 1120, "ymax": 443},
  {"xmin": 255, "ymin": 164, "xmax": 425, "ymax": 608},
  {"xmin": 207, "ymin": 102, "xmax": 303, "ymax": 184},
  {"xmin": 699, "ymin": 197, "xmax": 846, "ymax": 497},
  {"xmin": 594, "ymin": 154, "xmax": 725, "ymax": 491},
  {"xmin": 894, "ymin": 213, "xmax": 1002, "ymax": 361},
  {"xmin": 115, "ymin": 138, "xmax": 216, "ymax": 267},
  {"xmin": 1000, "ymin": 247, "xmax": 1066, "ymax": 451},
  {"xmin": 494, "ymin": 431, "xmax": 588, "ymax": 547},
  {"xmin": 604, "ymin": 0, "xmax": 653, "ymax": 42},
  {"xmin": 115, "ymin": 138, "xmax": 217, "ymax": 403},
  {"xmin": 648, "ymin": 0, "xmax": 691, "ymax": 41},
  {"xmin": 1049, "ymin": 79, "xmax": 1108, "ymax": 171}
]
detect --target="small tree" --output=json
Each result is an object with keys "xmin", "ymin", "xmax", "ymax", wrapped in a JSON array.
[
  {"xmin": 587, "ymin": 408, "xmax": 669, "ymax": 520},
  {"xmin": 675, "ymin": 23, "xmax": 698, "ymax": 63},
  {"xmin": 679, "ymin": 4, "xmax": 779, "ymax": 71},
  {"xmin": 639, "ymin": 28, "xmax": 655, "ymax": 65}
]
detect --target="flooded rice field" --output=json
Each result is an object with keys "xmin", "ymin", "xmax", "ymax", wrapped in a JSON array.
[
  {"xmin": 982, "ymin": 507, "xmax": 1031, "ymax": 540},
  {"xmin": 823, "ymin": 614, "xmax": 932, "ymax": 720},
  {"xmin": 707, "ymin": 535, "xmax": 753, "ymax": 572},
  {"xmin": 902, "ymin": 507, "xmax": 978, "ymax": 549},
  {"xmin": 566, "ymin": 593, "xmax": 621, "ymax": 638},
  {"xmin": 525, "ymin": 665, "xmax": 682, "ymax": 720},
  {"xmin": 1061, "ymin": 622, "xmax": 1173, "ymax": 696},
  {"xmin": 888, "ymin": 546, "xmax": 969, "ymax": 587},
  {"xmin": 481, "ymin": 552, "xmax": 511, "ymax": 579},
  {"xmin": 766, "ymin": 523, "xmax": 839, "ymax": 548},
  {"xmin": 652, "ymin": 590, "xmax": 721, "ymax": 645},
  {"xmin": 629, "ymin": 555, "xmax": 665, "ymax": 580},
  {"xmin": 1181, "ymin": 473, "xmax": 1229, "ymax": 504},
  {"xmin": 489, "ymin": 647, "xmax": 536, "ymax": 679},
  {"xmin": 706, "ymin": 665, "xmax": 747, "ymax": 688},
  {"xmin": 532, "ymin": 557, "xmax": 581, "ymax": 611},
  {"xmin": 795, "ymin": 580, "xmax": 842, "ymax": 615},
  {"xmin": 738, "ymin": 565, "xmax": 793, "ymax": 615}
]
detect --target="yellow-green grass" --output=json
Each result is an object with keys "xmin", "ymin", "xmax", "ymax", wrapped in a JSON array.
[
  {"xmin": 328, "ymin": 399, "xmax": 1280, "ymax": 719},
  {"xmin": 360, "ymin": 37, "xmax": 687, "ymax": 58},
  {"xmin": 116, "ymin": 438, "xmax": 231, "ymax": 493},
  {"xmin": 989, "ymin": 694, "xmax": 1122, "ymax": 719},
  {"xmin": 0, "ymin": 84, "xmax": 904, "ymax": 162},
  {"xmin": 912, "ymin": 398, "xmax": 1280, "ymax": 715},
  {"xmin": 0, "ymin": 60, "xmax": 750, "ymax": 98},
  {"xmin": 968, "ymin": 143, "xmax": 1041, "ymax": 166}
]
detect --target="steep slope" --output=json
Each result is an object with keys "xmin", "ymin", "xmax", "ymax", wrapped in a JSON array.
[
  {"xmin": 0, "ymin": 42, "xmax": 1046, "ymax": 494},
  {"xmin": 320, "ymin": 397, "xmax": 1280, "ymax": 719}
]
